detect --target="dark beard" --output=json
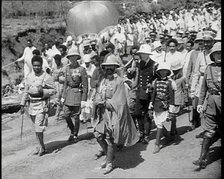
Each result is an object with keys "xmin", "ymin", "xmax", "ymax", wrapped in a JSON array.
[
  {"xmin": 139, "ymin": 60, "xmax": 146, "ymax": 70},
  {"xmin": 105, "ymin": 68, "xmax": 115, "ymax": 76}
]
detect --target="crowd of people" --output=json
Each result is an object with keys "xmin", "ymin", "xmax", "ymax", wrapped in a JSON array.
[{"xmin": 18, "ymin": 1, "xmax": 221, "ymax": 175}]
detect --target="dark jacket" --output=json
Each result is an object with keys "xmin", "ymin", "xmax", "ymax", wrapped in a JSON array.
[
  {"xmin": 151, "ymin": 78, "xmax": 175, "ymax": 113},
  {"xmin": 136, "ymin": 59, "xmax": 157, "ymax": 100},
  {"xmin": 62, "ymin": 65, "xmax": 88, "ymax": 106},
  {"xmin": 198, "ymin": 63, "xmax": 221, "ymax": 116}
]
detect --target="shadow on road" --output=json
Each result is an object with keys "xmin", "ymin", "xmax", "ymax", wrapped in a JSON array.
[
  {"xmin": 206, "ymin": 146, "xmax": 221, "ymax": 165},
  {"xmin": 45, "ymin": 132, "xmax": 94, "ymax": 154},
  {"xmin": 114, "ymin": 142, "xmax": 147, "ymax": 170},
  {"xmin": 194, "ymin": 146, "xmax": 221, "ymax": 172}
]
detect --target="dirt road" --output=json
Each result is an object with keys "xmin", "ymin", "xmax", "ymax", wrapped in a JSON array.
[{"xmin": 2, "ymin": 108, "xmax": 221, "ymax": 179}]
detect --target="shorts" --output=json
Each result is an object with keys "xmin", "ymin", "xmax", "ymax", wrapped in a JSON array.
[
  {"xmin": 30, "ymin": 112, "xmax": 47, "ymax": 132},
  {"xmin": 153, "ymin": 111, "xmax": 169, "ymax": 129},
  {"xmin": 169, "ymin": 105, "xmax": 180, "ymax": 115}
]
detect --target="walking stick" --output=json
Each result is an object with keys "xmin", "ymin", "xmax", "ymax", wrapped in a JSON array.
[{"xmin": 20, "ymin": 113, "xmax": 24, "ymax": 140}]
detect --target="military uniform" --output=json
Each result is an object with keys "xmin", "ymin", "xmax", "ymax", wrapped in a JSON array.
[
  {"xmin": 135, "ymin": 59, "xmax": 157, "ymax": 141},
  {"xmin": 62, "ymin": 65, "xmax": 88, "ymax": 139},
  {"xmin": 193, "ymin": 42, "xmax": 221, "ymax": 169},
  {"xmin": 198, "ymin": 63, "xmax": 221, "ymax": 138}
]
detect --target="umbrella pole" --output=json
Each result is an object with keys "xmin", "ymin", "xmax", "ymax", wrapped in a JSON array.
[{"xmin": 2, "ymin": 61, "xmax": 17, "ymax": 68}]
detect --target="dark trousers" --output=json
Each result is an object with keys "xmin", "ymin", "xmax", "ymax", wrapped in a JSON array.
[
  {"xmin": 135, "ymin": 99, "xmax": 152, "ymax": 137},
  {"xmin": 192, "ymin": 97, "xmax": 201, "ymax": 128},
  {"xmin": 63, "ymin": 105, "xmax": 81, "ymax": 136}
]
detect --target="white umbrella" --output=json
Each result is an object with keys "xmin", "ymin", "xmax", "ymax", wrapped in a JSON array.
[{"xmin": 67, "ymin": 1, "xmax": 120, "ymax": 37}]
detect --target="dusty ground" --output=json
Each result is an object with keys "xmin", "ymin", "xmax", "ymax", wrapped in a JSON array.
[{"xmin": 2, "ymin": 107, "xmax": 221, "ymax": 179}]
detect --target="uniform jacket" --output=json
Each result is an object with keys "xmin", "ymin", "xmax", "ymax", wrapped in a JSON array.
[
  {"xmin": 20, "ymin": 70, "xmax": 56, "ymax": 115},
  {"xmin": 198, "ymin": 63, "xmax": 221, "ymax": 115},
  {"xmin": 137, "ymin": 59, "xmax": 157, "ymax": 100},
  {"xmin": 151, "ymin": 78, "xmax": 174, "ymax": 113},
  {"xmin": 191, "ymin": 50, "xmax": 212, "ymax": 97},
  {"xmin": 173, "ymin": 76, "xmax": 187, "ymax": 105},
  {"xmin": 185, "ymin": 49, "xmax": 201, "ymax": 85},
  {"xmin": 62, "ymin": 65, "xmax": 88, "ymax": 106}
]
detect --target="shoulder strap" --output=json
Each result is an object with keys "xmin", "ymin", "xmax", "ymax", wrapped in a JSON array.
[
  {"xmin": 209, "ymin": 65, "xmax": 220, "ymax": 91},
  {"xmin": 203, "ymin": 51, "xmax": 208, "ymax": 65}
]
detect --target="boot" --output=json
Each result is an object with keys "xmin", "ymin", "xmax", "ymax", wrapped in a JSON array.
[
  {"xmin": 153, "ymin": 128, "xmax": 162, "ymax": 154},
  {"xmin": 36, "ymin": 132, "xmax": 46, "ymax": 156},
  {"xmin": 191, "ymin": 109, "xmax": 197, "ymax": 130},
  {"xmin": 193, "ymin": 137, "xmax": 211, "ymax": 169},
  {"xmin": 95, "ymin": 138, "xmax": 107, "ymax": 160},
  {"xmin": 103, "ymin": 144, "xmax": 114, "ymax": 175},
  {"xmin": 137, "ymin": 116, "xmax": 145, "ymax": 143},
  {"xmin": 142, "ymin": 116, "xmax": 152, "ymax": 144},
  {"xmin": 73, "ymin": 116, "xmax": 80, "ymax": 137},
  {"xmin": 170, "ymin": 117, "xmax": 177, "ymax": 141},
  {"xmin": 195, "ymin": 110, "xmax": 201, "ymax": 128},
  {"xmin": 65, "ymin": 117, "xmax": 75, "ymax": 137},
  {"xmin": 138, "ymin": 132, "xmax": 144, "ymax": 143}
]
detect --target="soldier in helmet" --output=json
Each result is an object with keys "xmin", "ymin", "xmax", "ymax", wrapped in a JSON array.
[
  {"xmin": 193, "ymin": 42, "xmax": 221, "ymax": 169},
  {"xmin": 191, "ymin": 32, "xmax": 214, "ymax": 137},
  {"xmin": 61, "ymin": 50, "xmax": 88, "ymax": 142}
]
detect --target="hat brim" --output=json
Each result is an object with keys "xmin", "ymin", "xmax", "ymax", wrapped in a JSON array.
[
  {"xmin": 209, "ymin": 49, "xmax": 221, "ymax": 56},
  {"xmin": 67, "ymin": 54, "xmax": 81, "ymax": 59},
  {"xmin": 101, "ymin": 63, "xmax": 120, "ymax": 67},
  {"xmin": 136, "ymin": 50, "xmax": 153, "ymax": 55},
  {"xmin": 195, "ymin": 38, "xmax": 203, "ymax": 42},
  {"xmin": 172, "ymin": 67, "xmax": 183, "ymax": 71},
  {"xmin": 153, "ymin": 45, "xmax": 162, "ymax": 50},
  {"xmin": 156, "ymin": 69, "xmax": 171, "ymax": 76}
]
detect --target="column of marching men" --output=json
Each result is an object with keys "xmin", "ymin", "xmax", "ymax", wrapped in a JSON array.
[{"xmin": 19, "ymin": 2, "xmax": 221, "ymax": 174}]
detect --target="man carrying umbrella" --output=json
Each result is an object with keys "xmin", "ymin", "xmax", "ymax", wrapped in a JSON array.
[{"xmin": 17, "ymin": 39, "xmax": 36, "ymax": 84}]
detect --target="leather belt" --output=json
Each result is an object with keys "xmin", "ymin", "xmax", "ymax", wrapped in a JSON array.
[
  {"xmin": 208, "ymin": 89, "xmax": 221, "ymax": 95},
  {"xmin": 30, "ymin": 99, "xmax": 45, "ymax": 103}
]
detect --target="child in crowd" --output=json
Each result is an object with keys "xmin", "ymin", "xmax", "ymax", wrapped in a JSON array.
[
  {"xmin": 169, "ymin": 61, "xmax": 187, "ymax": 140},
  {"xmin": 149, "ymin": 62, "xmax": 175, "ymax": 154}
]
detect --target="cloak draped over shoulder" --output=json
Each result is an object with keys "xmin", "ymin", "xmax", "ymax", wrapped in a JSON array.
[{"xmin": 93, "ymin": 76, "xmax": 139, "ymax": 147}]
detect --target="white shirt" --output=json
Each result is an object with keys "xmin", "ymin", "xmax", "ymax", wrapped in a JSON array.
[
  {"xmin": 182, "ymin": 50, "xmax": 193, "ymax": 78},
  {"xmin": 151, "ymin": 51, "xmax": 166, "ymax": 64},
  {"xmin": 17, "ymin": 46, "xmax": 36, "ymax": 78},
  {"xmin": 165, "ymin": 51, "xmax": 183, "ymax": 70}
]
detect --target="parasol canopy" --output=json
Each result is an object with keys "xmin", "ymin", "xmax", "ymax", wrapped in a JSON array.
[{"xmin": 67, "ymin": 1, "xmax": 120, "ymax": 37}]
